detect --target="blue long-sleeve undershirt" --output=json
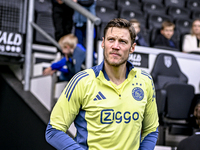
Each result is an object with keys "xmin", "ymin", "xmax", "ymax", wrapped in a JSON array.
[
  {"xmin": 46, "ymin": 122, "xmax": 158, "ymax": 150},
  {"xmin": 45, "ymin": 122, "xmax": 84, "ymax": 150},
  {"xmin": 139, "ymin": 128, "xmax": 159, "ymax": 150}
]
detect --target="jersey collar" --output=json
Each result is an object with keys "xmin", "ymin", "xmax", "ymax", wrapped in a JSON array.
[{"xmin": 92, "ymin": 60, "xmax": 134, "ymax": 81}]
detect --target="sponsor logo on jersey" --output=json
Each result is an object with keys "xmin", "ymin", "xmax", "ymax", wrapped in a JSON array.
[
  {"xmin": 100, "ymin": 109, "xmax": 139, "ymax": 124},
  {"xmin": 93, "ymin": 91, "xmax": 106, "ymax": 101},
  {"xmin": 132, "ymin": 87, "xmax": 144, "ymax": 101}
]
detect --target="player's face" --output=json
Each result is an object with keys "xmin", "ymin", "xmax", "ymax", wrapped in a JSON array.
[
  {"xmin": 102, "ymin": 27, "xmax": 135, "ymax": 67},
  {"xmin": 192, "ymin": 20, "xmax": 200, "ymax": 35},
  {"xmin": 161, "ymin": 26, "xmax": 174, "ymax": 40}
]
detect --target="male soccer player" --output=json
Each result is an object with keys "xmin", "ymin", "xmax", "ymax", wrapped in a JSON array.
[{"xmin": 45, "ymin": 18, "xmax": 159, "ymax": 150}]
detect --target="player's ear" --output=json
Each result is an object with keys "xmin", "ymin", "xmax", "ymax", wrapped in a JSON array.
[
  {"xmin": 101, "ymin": 37, "xmax": 105, "ymax": 49},
  {"xmin": 129, "ymin": 43, "xmax": 136, "ymax": 54}
]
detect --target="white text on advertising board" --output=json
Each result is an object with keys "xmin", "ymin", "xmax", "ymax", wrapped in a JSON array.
[{"xmin": 0, "ymin": 30, "xmax": 22, "ymax": 53}]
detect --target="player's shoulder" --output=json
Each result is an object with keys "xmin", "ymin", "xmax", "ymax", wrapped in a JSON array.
[
  {"xmin": 69, "ymin": 68, "xmax": 96, "ymax": 84},
  {"xmin": 134, "ymin": 68, "xmax": 152, "ymax": 81}
]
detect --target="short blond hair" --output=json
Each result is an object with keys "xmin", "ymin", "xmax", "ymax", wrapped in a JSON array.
[{"xmin": 58, "ymin": 34, "xmax": 78, "ymax": 49}]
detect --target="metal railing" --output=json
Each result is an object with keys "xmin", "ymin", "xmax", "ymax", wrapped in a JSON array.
[{"xmin": 24, "ymin": 0, "xmax": 101, "ymax": 91}]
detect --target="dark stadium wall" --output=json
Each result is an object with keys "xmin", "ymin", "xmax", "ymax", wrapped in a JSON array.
[{"xmin": 0, "ymin": 75, "xmax": 55, "ymax": 150}]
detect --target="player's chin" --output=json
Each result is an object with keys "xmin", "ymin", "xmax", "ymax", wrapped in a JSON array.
[{"xmin": 110, "ymin": 60, "xmax": 125, "ymax": 67}]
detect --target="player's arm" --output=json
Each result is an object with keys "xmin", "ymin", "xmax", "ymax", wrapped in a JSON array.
[
  {"xmin": 45, "ymin": 99, "xmax": 83, "ymax": 150},
  {"xmin": 46, "ymin": 122, "xmax": 84, "ymax": 150},
  {"xmin": 45, "ymin": 71, "xmax": 88, "ymax": 149},
  {"xmin": 140, "ymin": 79, "xmax": 159, "ymax": 150}
]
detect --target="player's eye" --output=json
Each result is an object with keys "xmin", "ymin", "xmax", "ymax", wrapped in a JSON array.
[
  {"xmin": 120, "ymin": 40, "xmax": 127, "ymax": 44},
  {"xmin": 108, "ymin": 38, "xmax": 114, "ymax": 41}
]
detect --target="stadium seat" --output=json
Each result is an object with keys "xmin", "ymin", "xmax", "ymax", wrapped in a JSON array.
[
  {"xmin": 96, "ymin": 22, "xmax": 107, "ymax": 40},
  {"xmin": 163, "ymin": 0, "xmax": 186, "ymax": 8},
  {"xmin": 175, "ymin": 18, "xmax": 193, "ymax": 36},
  {"xmin": 139, "ymin": 28, "xmax": 151, "ymax": 47},
  {"xmin": 119, "ymin": 9, "xmax": 147, "ymax": 29},
  {"xmin": 117, "ymin": 0, "xmax": 142, "ymax": 11},
  {"xmin": 150, "ymin": 53, "xmax": 195, "ymax": 145},
  {"xmin": 192, "ymin": 10, "xmax": 200, "ymax": 19},
  {"xmin": 35, "ymin": 0, "xmax": 52, "ymax": 13},
  {"xmin": 147, "ymin": 14, "xmax": 172, "ymax": 30},
  {"xmin": 167, "ymin": 6, "xmax": 191, "ymax": 20},
  {"xmin": 186, "ymin": 0, "xmax": 200, "ymax": 11},
  {"xmin": 96, "ymin": 6, "xmax": 119, "ymax": 23},
  {"xmin": 150, "ymin": 28, "xmax": 161, "ymax": 47},
  {"xmin": 175, "ymin": 18, "xmax": 193, "ymax": 52},
  {"xmin": 143, "ymin": 2, "xmax": 166, "ymax": 15},
  {"xmin": 141, "ymin": 0, "xmax": 163, "ymax": 5},
  {"xmin": 96, "ymin": 6, "xmax": 119, "ymax": 40},
  {"xmin": 96, "ymin": 0, "xmax": 116, "ymax": 10}
]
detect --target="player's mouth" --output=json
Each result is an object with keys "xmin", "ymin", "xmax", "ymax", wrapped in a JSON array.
[{"xmin": 110, "ymin": 52, "xmax": 120, "ymax": 57}]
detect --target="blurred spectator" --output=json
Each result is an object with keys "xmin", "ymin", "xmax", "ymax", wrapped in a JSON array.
[
  {"xmin": 177, "ymin": 102, "xmax": 200, "ymax": 150},
  {"xmin": 153, "ymin": 20, "xmax": 179, "ymax": 51},
  {"xmin": 129, "ymin": 19, "xmax": 149, "ymax": 47},
  {"xmin": 43, "ymin": 34, "xmax": 86, "ymax": 81},
  {"xmin": 73, "ymin": 0, "xmax": 96, "ymax": 47},
  {"xmin": 51, "ymin": 0, "xmax": 76, "ymax": 41},
  {"xmin": 182, "ymin": 19, "xmax": 200, "ymax": 54}
]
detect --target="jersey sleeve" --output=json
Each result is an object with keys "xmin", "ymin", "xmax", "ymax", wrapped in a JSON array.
[
  {"xmin": 45, "ymin": 71, "xmax": 89, "ymax": 149},
  {"xmin": 45, "ymin": 122, "xmax": 84, "ymax": 150},
  {"xmin": 140, "ymin": 76, "xmax": 159, "ymax": 147}
]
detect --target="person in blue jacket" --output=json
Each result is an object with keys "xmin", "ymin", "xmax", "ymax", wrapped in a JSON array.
[{"xmin": 43, "ymin": 34, "xmax": 86, "ymax": 81}]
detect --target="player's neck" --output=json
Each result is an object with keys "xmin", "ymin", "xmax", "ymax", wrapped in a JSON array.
[{"xmin": 104, "ymin": 63, "xmax": 126, "ymax": 85}]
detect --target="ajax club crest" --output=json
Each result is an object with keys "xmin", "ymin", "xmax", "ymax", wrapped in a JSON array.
[{"xmin": 132, "ymin": 87, "xmax": 144, "ymax": 101}]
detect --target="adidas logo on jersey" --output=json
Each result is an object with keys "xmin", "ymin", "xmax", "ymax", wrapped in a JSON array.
[{"xmin": 93, "ymin": 91, "xmax": 106, "ymax": 101}]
